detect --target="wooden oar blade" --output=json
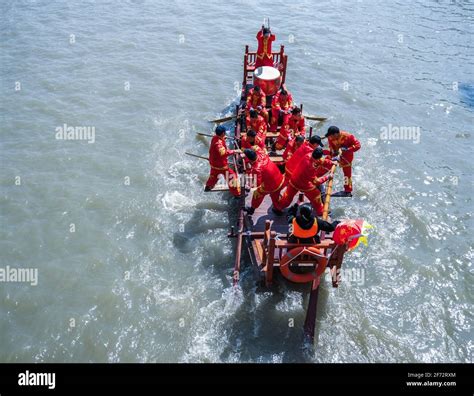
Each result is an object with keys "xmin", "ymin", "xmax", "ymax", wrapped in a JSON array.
[
  {"xmin": 209, "ymin": 115, "xmax": 236, "ymax": 123},
  {"xmin": 305, "ymin": 115, "xmax": 328, "ymax": 121}
]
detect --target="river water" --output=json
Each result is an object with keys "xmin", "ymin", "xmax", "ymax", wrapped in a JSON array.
[{"xmin": 1, "ymin": 0, "xmax": 473, "ymax": 362}]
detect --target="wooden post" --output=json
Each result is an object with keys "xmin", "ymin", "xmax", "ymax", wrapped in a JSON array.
[
  {"xmin": 303, "ymin": 164, "xmax": 338, "ymax": 342},
  {"xmin": 309, "ymin": 126, "xmax": 313, "ymax": 139},
  {"xmin": 262, "ymin": 220, "xmax": 271, "ymax": 269},
  {"xmin": 266, "ymin": 231, "xmax": 276, "ymax": 286}
]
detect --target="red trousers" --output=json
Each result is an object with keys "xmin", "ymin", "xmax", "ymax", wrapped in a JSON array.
[
  {"xmin": 206, "ymin": 168, "xmax": 241, "ymax": 197},
  {"xmin": 279, "ymin": 184, "xmax": 324, "ymax": 216},
  {"xmin": 340, "ymin": 159, "xmax": 353, "ymax": 192},
  {"xmin": 251, "ymin": 186, "xmax": 284, "ymax": 211},
  {"xmin": 270, "ymin": 109, "xmax": 290, "ymax": 132}
]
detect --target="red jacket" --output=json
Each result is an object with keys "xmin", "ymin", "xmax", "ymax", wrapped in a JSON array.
[
  {"xmin": 271, "ymin": 91, "xmax": 293, "ymax": 111},
  {"xmin": 209, "ymin": 135, "xmax": 234, "ymax": 170},
  {"xmin": 241, "ymin": 133, "xmax": 266, "ymax": 150},
  {"xmin": 328, "ymin": 131, "xmax": 361, "ymax": 163},
  {"xmin": 285, "ymin": 141, "xmax": 313, "ymax": 176},
  {"xmin": 256, "ymin": 30, "xmax": 276, "ymax": 61},
  {"xmin": 250, "ymin": 155, "xmax": 284, "ymax": 194},
  {"xmin": 246, "ymin": 88, "xmax": 267, "ymax": 110},
  {"xmin": 246, "ymin": 115, "xmax": 267, "ymax": 136},
  {"xmin": 287, "ymin": 115, "xmax": 306, "ymax": 136},
  {"xmin": 283, "ymin": 138, "xmax": 301, "ymax": 161},
  {"xmin": 289, "ymin": 155, "xmax": 333, "ymax": 191}
]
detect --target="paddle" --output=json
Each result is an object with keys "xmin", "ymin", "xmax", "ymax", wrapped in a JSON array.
[
  {"xmin": 185, "ymin": 152, "xmax": 208, "ymax": 161},
  {"xmin": 196, "ymin": 132, "xmax": 237, "ymax": 140},
  {"xmin": 209, "ymin": 115, "xmax": 236, "ymax": 123},
  {"xmin": 304, "ymin": 115, "xmax": 328, "ymax": 122}
]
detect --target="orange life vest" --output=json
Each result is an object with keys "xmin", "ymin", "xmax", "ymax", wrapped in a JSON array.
[{"xmin": 291, "ymin": 218, "xmax": 318, "ymax": 239}]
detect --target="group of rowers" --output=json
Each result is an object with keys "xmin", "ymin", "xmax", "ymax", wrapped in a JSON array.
[{"xmin": 203, "ymin": 25, "xmax": 361, "ymax": 243}]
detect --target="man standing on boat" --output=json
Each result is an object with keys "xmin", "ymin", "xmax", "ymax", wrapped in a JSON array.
[
  {"xmin": 255, "ymin": 26, "xmax": 276, "ymax": 68},
  {"xmin": 246, "ymin": 85, "xmax": 269, "ymax": 122},
  {"xmin": 284, "ymin": 135, "xmax": 324, "ymax": 183},
  {"xmin": 243, "ymin": 148, "xmax": 285, "ymax": 216},
  {"xmin": 204, "ymin": 125, "xmax": 241, "ymax": 197},
  {"xmin": 269, "ymin": 87, "xmax": 293, "ymax": 132},
  {"xmin": 279, "ymin": 148, "xmax": 334, "ymax": 215},
  {"xmin": 283, "ymin": 135, "xmax": 305, "ymax": 162},
  {"xmin": 325, "ymin": 126, "xmax": 361, "ymax": 197},
  {"xmin": 275, "ymin": 107, "xmax": 305, "ymax": 150}
]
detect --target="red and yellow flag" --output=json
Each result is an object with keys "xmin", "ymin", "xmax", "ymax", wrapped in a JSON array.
[{"xmin": 333, "ymin": 219, "xmax": 373, "ymax": 251}]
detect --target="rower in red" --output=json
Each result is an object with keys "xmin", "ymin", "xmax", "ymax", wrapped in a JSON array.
[
  {"xmin": 270, "ymin": 87, "xmax": 293, "ymax": 132},
  {"xmin": 204, "ymin": 126, "xmax": 241, "ymax": 197},
  {"xmin": 325, "ymin": 126, "xmax": 361, "ymax": 197},
  {"xmin": 246, "ymin": 109, "xmax": 267, "ymax": 139},
  {"xmin": 283, "ymin": 135, "xmax": 305, "ymax": 163},
  {"xmin": 279, "ymin": 147, "xmax": 335, "ymax": 216},
  {"xmin": 284, "ymin": 135, "xmax": 324, "ymax": 184},
  {"xmin": 241, "ymin": 129, "xmax": 266, "ymax": 151},
  {"xmin": 243, "ymin": 148, "xmax": 285, "ymax": 216},
  {"xmin": 255, "ymin": 27, "xmax": 276, "ymax": 68},
  {"xmin": 275, "ymin": 107, "xmax": 306, "ymax": 150},
  {"xmin": 246, "ymin": 85, "xmax": 269, "ymax": 122}
]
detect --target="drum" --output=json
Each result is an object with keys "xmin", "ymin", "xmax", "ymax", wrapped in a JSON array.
[{"xmin": 253, "ymin": 66, "xmax": 281, "ymax": 96}]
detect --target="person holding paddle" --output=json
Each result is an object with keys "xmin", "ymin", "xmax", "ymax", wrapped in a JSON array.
[
  {"xmin": 246, "ymin": 85, "xmax": 268, "ymax": 122},
  {"xmin": 204, "ymin": 126, "xmax": 241, "ymax": 197},
  {"xmin": 325, "ymin": 126, "xmax": 361, "ymax": 197}
]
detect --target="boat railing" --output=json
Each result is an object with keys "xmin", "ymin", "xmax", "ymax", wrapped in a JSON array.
[
  {"xmin": 257, "ymin": 219, "xmax": 346, "ymax": 286},
  {"xmin": 243, "ymin": 44, "xmax": 288, "ymax": 85}
]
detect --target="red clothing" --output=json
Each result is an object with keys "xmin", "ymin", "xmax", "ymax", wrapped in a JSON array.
[
  {"xmin": 241, "ymin": 134, "xmax": 266, "ymax": 150},
  {"xmin": 272, "ymin": 91, "xmax": 293, "ymax": 111},
  {"xmin": 290, "ymin": 156, "xmax": 332, "ymax": 192},
  {"xmin": 246, "ymin": 88, "xmax": 267, "ymax": 110},
  {"xmin": 270, "ymin": 91, "xmax": 293, "ymax": 131},
  {"xmin": 255, "ymin": 30, "xmax": 276, "ymax": 68},
  {"xmin": 287, "ymin": 115, "xmax": 306, "ymax": 136},
  {"xmin": 327, "ymin": 131, "xmax": 361, "ymax": 192},
  {"xmin": 206, "ymin": 135, "xmax": 240, "ymax": 197},
  {"xmin": 246, "ymin": 115, "xmax": 267, "ymax": 136},
  {"xmin": 285, "ymin": 141, "xmax": 313, "ymax": 177},
  {"xmin": 280, "ymin": 183, "xmax": 324, "ymax": 216},
  {"xmin": 275, "ymin": 124, "xmax": 292, "ymax": 150},
  {"xmin": 282, "ymin": 139, "xmax": 302, "ymax": 162},
  {"xmin": 249, "ymin": 156, "xmax": 285, "ymax": 210},
  {"xmin": 208, "ymin": 135, "xmax": 234, "ymax": 170},
  {"xmin": 279, "ymin": 156, "xmax": 332, "ymax": 215}
]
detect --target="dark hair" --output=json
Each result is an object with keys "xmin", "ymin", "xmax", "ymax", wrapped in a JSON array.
[
  {"xmin": 325, "ymin": 126, "xmax": 340, "ymax": 137},
  {"xmin": 254, "ymin": 85, "xmax": 261, "ymax": 92},
  {"xmin": 292, "ymin": 107, "xmax": 301, "ymax": 115},
  {"xmin": 312, "ymin": 147, "xmax": 324, "ymax": 160},
  {"xmin": 249, "ymin": 109, "xmax": 258, "ymax": 118},
  {"xmin": 247, "ymin": 130, "xmax": 257, "ymax": 137},
  {"xmin": 298, "ymin": 203, "xmax": 313, "ymax": 222},
  {"xmin": 295, "ymin": 135, "xmax": 305, "ymax": 143},
  {"xmin": 243, "ymin": 148, "xmax": 257, "ymax": 161},
  {"xmin": 215, "ymin": 125, "xmax": 226, "ymax": 136},
  {"xmin": 309, "ymin": 135, "xmax": 323, "ymax": 147}
]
